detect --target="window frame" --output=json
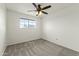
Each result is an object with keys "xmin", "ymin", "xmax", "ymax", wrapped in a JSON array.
[{"xmin": 19, "ymin": 18, "xmax": 36, "ymax": 29}]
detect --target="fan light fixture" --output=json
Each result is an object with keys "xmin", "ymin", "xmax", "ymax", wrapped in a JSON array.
[
  {"xmin": 36, "ymin": 11, "xmax": 42, "ymax": 16},
  {"xmin": 28, "ymin": 3, "xmax": 51, "ymax": 16}
]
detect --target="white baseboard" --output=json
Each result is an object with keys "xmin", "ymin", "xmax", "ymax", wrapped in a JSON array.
[
  {"xmin": 7, "ymin": 38, "xmax": 41, "ymax": 46},
  {"xmin": 1, "ymin": 46, "xmax": 7, "ymax": 56},
  {"xmin": 43, "ymin": 38, "xmax": 79, "ymax": 52}
]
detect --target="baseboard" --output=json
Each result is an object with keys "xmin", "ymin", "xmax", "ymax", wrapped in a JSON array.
[
  {"xmin": 2, "ymin": 47, "xmax": 6, "ymax": 56},
  {"xmin": 0, "ymin": 46, "xmax": 7, "ymax": 56},
  {"xmin": 7, "ymin": 38, "xmax": 41, "ymax": 46},
  {"xmin": 42, "ymin": 38, "xmax": 79, "ymax": 53}
]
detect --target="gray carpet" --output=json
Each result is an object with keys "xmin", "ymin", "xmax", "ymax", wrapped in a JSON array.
[{"xmin": 3, "ymin": 39, "xmax": 79, "ymax": 56}]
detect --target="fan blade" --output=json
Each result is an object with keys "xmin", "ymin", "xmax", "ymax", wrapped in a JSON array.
[
  {"xmin": 38, "ymin": 4, "xmax": 41, "ymax": 10},
  {"xmin": 32, "ymin": 3, "xmax": 37, "ymax": 9},
  {"xmin": 42, "ymin": 11, "xmax": 48, "ymax": 14},
  {"xmin": 42, "ymin": 5, "xmax": 51, "ymax": 10},
  {"xmin": 27, "ymin": 10, "xmax": 37, "ymax": 12}
]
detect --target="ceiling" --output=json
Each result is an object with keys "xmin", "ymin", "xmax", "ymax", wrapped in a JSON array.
[
  {"xmin": 6, "ymin": 3, "xmax": 79, "ymax": 17},
  {"xmin": 6, "ymin": 3, "xmax": 51, "ymax": 17},
  {"xmin": 6, "ymin": 3, "xmax": 37, "ymax": 16}
]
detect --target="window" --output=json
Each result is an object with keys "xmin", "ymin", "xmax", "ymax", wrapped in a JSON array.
[
  {"xmin": 20, "ymin": 18, "xmax": 36, "ymax": 28},
  {"xmin": 20, "ymin": 19, "xmax": 28, "ymax": 28},
  {"xmin": 29, "ymin": 20, "xmax": 36, "ymax": 28}
]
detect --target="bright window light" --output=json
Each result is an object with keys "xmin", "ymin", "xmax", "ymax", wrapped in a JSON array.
[
  {"xmin": 29, "ymin": 20, "xmax": 36, "ymax": 28},
  {"xmin": 20, "ymin": 18, "xmax": 36, "ymax": 28},
  {"xmin": 20, "ymin": 19, "xmax": 28, "ymax": 28}
]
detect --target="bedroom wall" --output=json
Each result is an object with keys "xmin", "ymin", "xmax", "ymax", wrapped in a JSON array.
[
  {"xmin": 7, "ymin": 10, "xmax": 41, "ymax": 45},
  {"xmin": 42, "ymin": 4, "xmax": 79, "ymax": 52},
  {"xmin": 0, "ymin": 4, "xmax": 7, "ymax": 55}
]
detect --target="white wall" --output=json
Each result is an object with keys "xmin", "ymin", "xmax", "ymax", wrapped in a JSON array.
[
  {"xmin": 42, "ymin": 5, "xmax": 79, "ymax": 52},
  {"xmin": 0, "ymin": 4, "xmax": 7, "ymax": 55},
  {"xmin": 7, "ymin": 10, "xmax": 41, "ymax": 45}
]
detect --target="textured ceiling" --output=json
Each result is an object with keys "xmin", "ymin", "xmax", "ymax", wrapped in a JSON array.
[{"xmin": 6, "ymin": 3, "xmax": 79, "ymax": 17}]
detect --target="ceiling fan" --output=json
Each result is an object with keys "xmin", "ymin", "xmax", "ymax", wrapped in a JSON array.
[{"xmin": 28, "ymin": 3, "xmax": 51, "ymax": 16}]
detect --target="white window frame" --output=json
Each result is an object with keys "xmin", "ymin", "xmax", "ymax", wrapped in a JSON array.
[{"xmin": 19, "ymin": 18, "xmax": 36, "ymax": 28}]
